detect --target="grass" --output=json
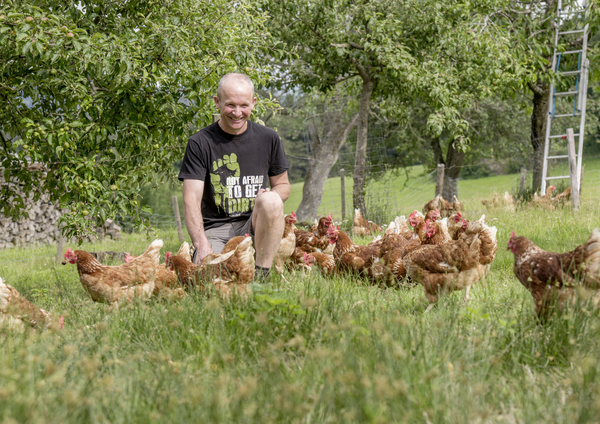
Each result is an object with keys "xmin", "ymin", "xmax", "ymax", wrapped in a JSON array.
[
  {"xmin": 3, "ymin": 198, "xmax": 600, "ymax": 422},
  {"xmin": 285, "ymin": 156, "xmax": 600, "ymax": 221}
]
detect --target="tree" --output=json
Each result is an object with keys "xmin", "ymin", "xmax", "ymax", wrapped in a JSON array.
[
  {"xmin": 0, "ymin": 1, "xmax": 273, "ymax": 238},
  {"xmin": 262, "ymin": 0, "xmax": 523, "ymax": 216},
  {"xmin": 296, "ymin": 89, "xmax": 358, "ymax": 221},
  {"xmin": 502, "ymin": 0, "xmax": 600, "ymax": 192}
]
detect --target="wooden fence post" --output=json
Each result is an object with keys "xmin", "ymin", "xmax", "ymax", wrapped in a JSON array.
[
  {"xmin": 566, "ymin": 128, "xmax": 580, "ymax": 212},
  {"xmin": 435, "ymin": 164, "xmax": 445, "ymax": 197},
  {"xmin": 340, "ymin": 168, "xmax": 346, "ymax": 221},
  {"xmin": 520, "ymin": 168, "xmax": 527, "ymax": 192},
  {"xmin": 172, "ymin": 196, "xmax": 184, "ymax": 242}
]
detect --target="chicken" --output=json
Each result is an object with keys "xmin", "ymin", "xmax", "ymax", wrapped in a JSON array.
[
  {"xmin": 553, "ymin": 187, "xmax": 572, "ymax": 207},
  {"xmin": 327, "ymin": 225, "xmax": 382, "ymax": 277},
  {"xmin": 452, "ymin": 195, "xmax": 465, "ymax": 214},
  {"xmin": 294, "ymin": 213, "xmax": 332, "ymax": 254},
  {"xmin": 422, "ymin": 195, "xmax": 440, "ymax": 215},
  {"xmin": 482, "ymin": 191, "xmax": 515, "ymax": 212},
  {"xmin": 352, "ymin": 208, "xmax": 382, "ymax": 236},
  {"xmin": 409, "ymin": 209, "xmax": 440, "ymax": 242},
  {"xmin": 419, "ymin": 218, "xmax": 452, "ymax": 245},
  {"xmin": 384, "ymin": 216, "xmax": 414, "ymax": 241},
  {"xmin": 62, "ymin": 239, "xmax": 162, "ymax": 305},
  {"xmin": 273, "ymin": 213, "xmax": 298, "ymax": 275},
  {"xmin": 532, "ymin": 185, "xmax": 556, "ymax": 209},
  {"xmin": 404, "ymin": 234, "xmax": 485, "ymax": 312},
  {"xmin": 303, "ymin": 251, "xmax": 336, "ymax": 277},
  {"xmin": 507, "ymin": 228, "xmax": 600, "ymax": 319},
  {"xmin": 447, "ymin": 213, "xmax": 469, "ymax": 240},
  {"xmin": 423, "ymin": 195, "xmax": 462, "ymax": 218},
  {"xmin": 153, "ymin": 243, "xmax": 190, "ymax": 300},
  {"xmin": 0, "ymin": 277, "xmax": 57, "ymax": 330},
  {"xmin": 170, "ymin": 236, "xmax": 255, "ymax": 298}
]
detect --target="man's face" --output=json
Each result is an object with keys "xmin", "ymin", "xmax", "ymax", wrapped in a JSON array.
[{"xmin": 214, "ymin": 81, "xmax": 257, "ymax": 135}]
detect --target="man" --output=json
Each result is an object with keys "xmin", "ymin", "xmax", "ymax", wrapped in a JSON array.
[{"xmin": 178, "ymin": 73, "xmax": 290, "ymax": 280}]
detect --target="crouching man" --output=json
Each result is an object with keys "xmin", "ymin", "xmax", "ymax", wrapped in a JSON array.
[{"xmin": 178, "ymin": 73, "xmax": 290, "ymax": 280}]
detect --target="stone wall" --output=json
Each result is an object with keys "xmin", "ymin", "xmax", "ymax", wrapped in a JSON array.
[{"xmin": 0, "ymin": 171, "xmax": 121, "ymax": 249}]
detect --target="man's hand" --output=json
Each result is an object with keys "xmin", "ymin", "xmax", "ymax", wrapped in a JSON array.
[
  {"xmin": 256, "ymin": 187, "xmax": 271, "ymax": 199},
  {"xmin": 193, "ymin": 245, "xmax": 215, "ymax": 264}
]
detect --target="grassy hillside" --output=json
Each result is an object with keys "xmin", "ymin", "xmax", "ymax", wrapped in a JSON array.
[{"xmin": 285, "ymin": 156, "xmax": 600, "ymax": 220}]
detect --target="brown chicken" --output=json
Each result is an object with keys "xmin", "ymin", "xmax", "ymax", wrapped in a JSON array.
[
  {"xmin": 425, "ymin": 195, "xmax": 462, "ymax": 218},
  {"xmin": 447, "ymin": 213, "xmax": 469, "ymax": 240},
  {"xmin": 553, "ymin": 187, "xmax": 572, "ymax": 207},
  {"xmin": 352, "ymin": 208, "xmax": 382, "ymax": 236},
  {"xmin": 153, "ymin": 243, "xmax": 190, "ymax": 300},
  {"xmin": 507, "ymin": 228, "xmax": 600, "ymax": 319},
  {"xmin": 409, "ymin": 209, "xmax": 440, "ymax": 241},
  {"xmin": 294, "ymin": 213, "xmax": 332, "ymax": 254},
  {"xmin": 419, "ymin": 218, "xmax": 452, "ymax": 245},
  {"xmin": 170, "ymin": 235, "xmax": 255, "ymax": 298},
  {"xmin": 404, "ymin": 234, "xmax": 485, "ymax": 312},
  {"xmin": 532, "ymin": 185, "xmax": 556, "ymax": 209},
  {"xmin": 304, "ymin": 251, "xmax": 336, "ymax": 276},
  {"xmin": 327, "ymin": 225, "xmax": 382, "ymax": 277},
  {"xmin": 0, "ymin": 277, "xmax": 58, "ymax": 330},
  {"xmin": 62, "ymin": 239, "xmax": 163, "ymax": 305},
  {"xmin": 273, "ymin": 213, "xmax": 298, "ymax": 275}
]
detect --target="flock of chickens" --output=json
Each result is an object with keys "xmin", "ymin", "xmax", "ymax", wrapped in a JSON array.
[{"xmin": 2, "ymin": 192, "xmax": 600, "ymax": 330}]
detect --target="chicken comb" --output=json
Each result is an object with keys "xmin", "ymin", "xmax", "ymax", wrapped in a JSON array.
[
  {"xmin": 291, "ymin": 211, "xmax": 297, "ymax": 219},
  {"xmin": 244, "ymin": 233, "xmax": 250, "ymax": 238},
  {"xmin": 408, "ymin": 211, "xmax": 418, "ymax": 219},
  {"xmin": 165, "ymin": 251, "xmax": 171, "ymax": 264},
  {"xmin": 124, "ymin": 252, "xmax": 133, "ymax": 263},
  {"xmin": 510, "ymin": 231, "xmax": 516, "ymax": 238},
  {"xmin": 64, "ymin": 248, "xmax": 72, "ymax": 258},
  {"xmin": 453, "ymin": 212, "xmax": 462, "ymax": 223},
  {"xmin": 327, "ymin": 213, "xmax": 333, "ymax": 221}
]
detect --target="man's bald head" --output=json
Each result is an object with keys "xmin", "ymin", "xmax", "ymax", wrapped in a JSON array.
[{"xmin": 217, "ymin": 73, "xmax": 255, "ymax": 101}]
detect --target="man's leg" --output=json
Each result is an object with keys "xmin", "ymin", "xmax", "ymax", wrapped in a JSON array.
[{"xmin": 251, "ymin": 191, "xmax": 284, "ymax": 269}]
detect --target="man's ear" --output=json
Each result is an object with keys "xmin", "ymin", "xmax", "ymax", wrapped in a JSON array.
[{"xmin": 214, "ymin": 95, "xmax": 221, "ymax": 109}]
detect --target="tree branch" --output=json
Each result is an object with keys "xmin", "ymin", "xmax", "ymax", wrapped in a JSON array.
[{"xmin": 527, "ymin": 80, "xmax": 544, "ymax": 95}]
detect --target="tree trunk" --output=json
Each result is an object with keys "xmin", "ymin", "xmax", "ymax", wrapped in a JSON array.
[
  {"xmin": 296, "ymin": 112, "xmax": 358, "ymax": 221},
  {"xmin": 352, "ymin": 76, "xmax": 374, "ymax": 216},
  {"xmin": 530, "ymin": 83, "xmax": 550, "ymax": 193},
  {"xmin": 441, "ymin": 138, "xmax": 464, "ymax": 201}
]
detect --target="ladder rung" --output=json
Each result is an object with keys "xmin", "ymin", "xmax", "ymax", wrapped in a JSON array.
[
  {"xmin": 556, "ymin": 50, "xmax": 583, "ymax": 55},
  {"xmin": 559, "ymin": 9, "xmax": 587, "ymax": 15},
  {"xmin": 558, "ymin": 29, "xmax": 586, "ymax": 35},
  {"xmin": 549, "ymin": 133, "xmax": 580, "ymax": 139},
  {"xmin": 561, "ymin": 70, "xmax": 582, "ymax": 76},
  {"xmin": 545, "ymin": 175, "xmax": 570, "ymax": 181},
  {"xmin": 553, "ymin": 113, "xmax": 581, "ymax": 118},
  {"xmin": 547, "ymin": 155, "xmax": 571, "ymax": 159},
  {"xmin": 554, "ymin": 90, "xmax": 578, "ymax": 97}
]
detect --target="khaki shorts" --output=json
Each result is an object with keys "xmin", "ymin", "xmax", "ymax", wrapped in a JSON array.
[{"xmin": 192, "ymin": 216, "xmax": 254, "ymax": 261}]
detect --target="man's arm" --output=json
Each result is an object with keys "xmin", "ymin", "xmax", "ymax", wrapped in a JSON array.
[
  {"xmin": 182, "ymin": 179, "xmax": 214, "ymax": 263},
  {"xmin": 268, "ymin": 171, "xmax": 291, "ymax": 202}
]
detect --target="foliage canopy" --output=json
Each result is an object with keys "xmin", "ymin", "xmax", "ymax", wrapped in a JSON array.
[{"xmin": 0, "ymin": 0, "xmax": 273, "ymax": 238}]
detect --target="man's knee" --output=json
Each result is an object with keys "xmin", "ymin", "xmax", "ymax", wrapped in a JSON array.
[{"xmin": 254, "ymin": 192, "xmax": 283, "ymax": 219}]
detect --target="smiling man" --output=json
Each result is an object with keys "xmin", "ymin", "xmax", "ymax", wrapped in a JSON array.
[{"xmin": 179, "ymin": 73, "xmax": 290, "ymax": 280}]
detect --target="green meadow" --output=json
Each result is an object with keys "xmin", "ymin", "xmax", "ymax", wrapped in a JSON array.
[{"xmin": 2, "ymin": 158, "xmax": 600, "ymax": 423}]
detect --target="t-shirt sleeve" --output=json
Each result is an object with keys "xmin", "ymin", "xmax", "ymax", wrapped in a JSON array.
[
  {"xmin": 178, "ymin": 137, "xmax": 207, "ymax": 182},
  {"xmin": 268, "ymin": 133, "xmax": 290, "ymax": 177}
]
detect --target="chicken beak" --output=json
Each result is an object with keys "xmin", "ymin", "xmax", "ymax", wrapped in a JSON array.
[{"xmin": 61, "ymin": 260, "xmax": 67, "ymax": 265}]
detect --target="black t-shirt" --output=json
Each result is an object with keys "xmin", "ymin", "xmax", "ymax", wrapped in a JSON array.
[{"xmin": 178, "ymin": 120, "xmax": 290, "ymax": 230}]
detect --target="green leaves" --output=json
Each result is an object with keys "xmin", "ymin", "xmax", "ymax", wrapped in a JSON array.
[{"xmin": 0, "ymin": 1, "xmax": 276, "ymax": 239}]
